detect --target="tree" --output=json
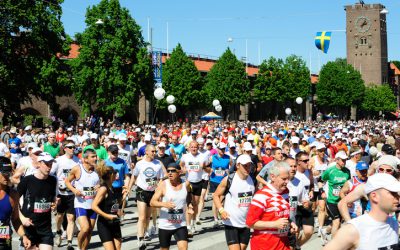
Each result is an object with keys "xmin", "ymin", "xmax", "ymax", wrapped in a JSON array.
[
  {"xmin": 70, "ymin": 0, "xmax": 153, "ymax": 118},
  {"xmin": 162, "ymin": 44, "xmax": 204, "ymax": 114},
  {"xmin": 361, "ymin": 84, "xmax": 396, "ymax": 114},
  {"xmin": 204, "ymin": 48, "xmax": 249, "ymax": 117},
  {"xmin": 316, "ymin": 58, "xmax": 365, "ymax": 112},
  {"xmin": 0, "ymin": 0, "xmax": 70, "ymax": 122}
]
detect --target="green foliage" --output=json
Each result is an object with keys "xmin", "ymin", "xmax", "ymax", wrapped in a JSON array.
[
  {"xmin": 204, "ymin": 48, "xmax": 249, "ymax": 107},
  {"xmin": 162, "ymin": 44, "xmax": 204, "ymax": 110},
  {"xmin": 23, "ymin": 115, "xmax": 35, "ymax": 127},
  {"xmin": 316, "ymin": 58, "xmax": 365, "ymax": 107},
  {"xmin": 0, "ymin": 0, "xmax": 70, "ymax": 119},
  {"xmin": 70, "ymin": 0, "xmax": 154, "ymax": 117},
  {"xmin": 254, "ymin": 55, "xmax": 310, "ymax": 103},
  {"xmin": 361, "ymin": 84, "xmax": 396, "ymax": 112}
]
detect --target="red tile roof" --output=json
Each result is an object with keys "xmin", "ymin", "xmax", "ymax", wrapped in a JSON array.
[{"xmin": 390, "ymin": 62, "xmax": 400, "ymax": 75}]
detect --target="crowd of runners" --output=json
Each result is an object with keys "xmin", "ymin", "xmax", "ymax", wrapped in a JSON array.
[{"xmin": 0, "ymin": 119, "xmax": 400, "ymax": 250}]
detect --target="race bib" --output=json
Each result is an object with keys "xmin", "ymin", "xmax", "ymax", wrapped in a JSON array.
[
  {"xmin": 167, "ymin": 209, "xmax": 183, "ymax": 224},
  {"xmin": 33, "ymin": 199, "xmax": 51, "ymax": 213},
  {"xmin": 189, "ymin": 164, "xmax": 200, "ymax": 172},
  {"xmin": 0, "ymin": 225, "xmax": 10, "ymax": 239},
  {"xmin": 145, "ymin": 177, "xmax": 158, "ymax": 190},
  {"xmin": 82, "ymin": 187, "xmax": 96, "ymax": 200},
  {"xmin": 289, "ymin": 196, "xmax": 298, "ymax": 209},
  {"xmin": 238, "ymin": 191, "xmax": 253, "ymax": 207},
  {"xmin": 214, "ymin": 169, "xmax": 225, "ymax": 177},
  {"xmin": 278, "ymin": 224, "xmax": 289, "ymax": 235},
  {"xmin": 378, "ymin": 244, "xmax": 399, "ymax": 250},
  {"xmin": 332, "ymin": 186, "xmax": 341, "ymax": 196}
]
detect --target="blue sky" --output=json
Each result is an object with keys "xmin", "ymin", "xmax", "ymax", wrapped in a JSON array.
[{"xmin": 61, "ymin": 0, "xmax": 400, "ymax": 74}]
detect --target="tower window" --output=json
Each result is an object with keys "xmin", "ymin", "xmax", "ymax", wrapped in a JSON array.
[{"xmin": 360, "ymin": 37, "xmax": 367, "ymax": 45}]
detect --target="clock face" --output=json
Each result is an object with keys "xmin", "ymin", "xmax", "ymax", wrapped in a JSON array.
[{"xmin": 355, "ymin": 16, "xmax": 371, "ymax": 33}]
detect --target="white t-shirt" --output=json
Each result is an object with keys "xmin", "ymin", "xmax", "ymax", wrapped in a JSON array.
[
  {"xmin": 118, "ymin": 144, "xmax": 133, "ymax": 165},
  {"xmin": 0, "ymin": 142, "xmax": 9, "ymax": 157},
  {"xmin": 181, "ymin": 153, "xmax": 205, "ymax": 183},
  {"xmin": 199, "ymin": 149, "xmax": 211, "ymax": 181},
  {"xmin": 346, "ymin": 160, "xmax": 357, "ymax": 177},
  {"xmin": 51, "ymin": 154, "xmax": 81, "ymax": 195},
  {"xmin": 134, "ymin": 159, "xmax": 164, "ymax": 191},
  {"xmin": 16, "ymin": 156, "xmax": 36, "ymax": 176}
]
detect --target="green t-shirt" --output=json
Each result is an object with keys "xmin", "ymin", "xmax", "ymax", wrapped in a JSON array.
[
  {"xmin": 44, "ymin": 142, "xmax": 60, "ymax": 158},
  {"xmin": 321, "ymin": 165, "xmax": 350, "ymax": 204},
  {"xmin": 84, "ymin": 144, "xmax": 108, "ymax": 160}
]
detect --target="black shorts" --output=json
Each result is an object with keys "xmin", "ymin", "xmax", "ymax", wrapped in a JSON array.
[
  {"xmin": 136, "ymin": 187, "xmax": 154, "ymax": 207},
  {"xmin": 158, "ymin": 227, "xmax": 188, "ymax": 248},
  {"xmin": 312, "ymin": 189, "xmax": 325, "ymax": 201},
  {"xmin": 224, "ymin": 225, "xmax": 250, "ymax": 246},
  {"xmin": 57, "ymin": 194, "xmax": 75, "ymax": 215},
  {"xmin": 97, "ymin": 218, "xmax": 122, "ymax": 243},
  {"xmin": 326, "ymin": 202, "xmax": 341, "ymax": 220},
  {"xmin": 201, "ymin": 180, "xmax": 209, "ymax": 190},
  {"xmin": 0, "ymin": 241, "xmax": 11, "ymax": 250},
  {"xmin": 295, "ymin": 206, "xmax": 315, "ymax": 228},
  {"xmin": 190, "ymin": 181, "xmax": 203, "ymax": 196},
  {"xmin": 24, "ymin": 225, "xmax": 53, "ymax": 247},
  {"xmin": 209, "ymin": 181, "xmax": 219, "ymax": 194}
]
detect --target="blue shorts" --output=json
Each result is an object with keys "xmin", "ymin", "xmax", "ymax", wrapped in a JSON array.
[{"xmin": 75, "ymin": 208, "xmax": 97, "ymax": 220}]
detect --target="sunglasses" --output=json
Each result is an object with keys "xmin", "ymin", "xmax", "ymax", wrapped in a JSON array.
[
  {"xmin": 300, "ymin": 159, "xmax": 309, "ymax": 163},
  {"xmin": 65, "ymin": 146, "xmax": 75, "ymax": 149},
  {"xmin": 378, "ymin": 168, "xmax": 393, "ymax": 174},
  {"xmin": 167, "ymin": 169, "xmax": 177, "ymax": 173},
  {"xmin": 0, "ymin": 170, "xmax": 11, "ymax": 177}
]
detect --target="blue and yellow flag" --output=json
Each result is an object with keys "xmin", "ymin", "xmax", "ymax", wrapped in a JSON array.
[{"xmin": 315, "ymin": 31, "xmax": 331, "ymax": 54}]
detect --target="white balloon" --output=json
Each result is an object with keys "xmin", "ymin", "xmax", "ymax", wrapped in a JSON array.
[
  {"xmin": 212, "ymin": 99, "xmax": 220, "ymax": 107},
  {"xmin": 168, "ymin": 104, "xmax": 176, "ymax": 113},
  {"xmin": 296, "ymin": 97, "xmax": 303, "ymax": 104},
  {"xmin": 215, "ymin": 105, "xmax": 222, "ymax": 112},
  {"xmin": 285, "ymin": 108, "xmax": 292, "ymax": 115},
  {"xmin": 154, "ymin": 88, "xmax": 165, "ymax": 100},
  {"xmin": 166, "ymin": 95, "xmax": 175, "ymax": 104}
]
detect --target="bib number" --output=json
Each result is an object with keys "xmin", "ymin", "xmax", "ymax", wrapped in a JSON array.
[
  {"xmin": 238, "ymin": 191, "xmax": 253, "ymax": 207},
  {"xmin": 0, "ymin": 226, "xmax": 10, "ymax": 239},
  {"xmin": 189, "ymin": 164, "xmax": 200, "ymax": 172},
  {"xmin": 332, "ymin": 187, "xmax": 340, "ymax": 196},
  {"xmin": 167, "ymin": 209, "xmax": 183, "ymax": 224},
  {"xmin": 214, "ymin": 169, "xmax": 225, "ymax": 177},
  {"xmin": 145, "ymin": 177, "xmax": 157, "ymax": 190},
  {"xmin": 34, "ymin": 201, "xmax": 51, "ymax": 213},
  {"xmin": 82, "ymin": 187, "xmax": 96, "ymax": 200}
]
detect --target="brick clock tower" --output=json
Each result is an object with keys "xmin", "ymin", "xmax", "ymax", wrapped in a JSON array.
[{"xmin": 345, "ymin": 2, "xmax": 388, "ymax": 85}]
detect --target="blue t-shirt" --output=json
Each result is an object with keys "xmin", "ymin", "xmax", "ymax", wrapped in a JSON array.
[
  {"xmin": 169, "ymin": 143, "xmax": 186, "ymax": 160},
  {"xmin": 105, "ymin": 158, "xmax": 130, "ymax": 188},
  {"xmin": 138, "ymin": 145, "xmax": 147, "ymax": 157},
  {"xmin": 210, "ymin": 154, "xmax": 230, "ymax": 184},
  {"xmin": 9, "ymin": 137, "xmax": 22, "ymax": 154}
]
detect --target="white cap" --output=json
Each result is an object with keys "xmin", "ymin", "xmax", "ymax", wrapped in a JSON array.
[
  {"xmin": 27, "ymin": 142, "xmax": 38, "ymax": 149},
  {"xmin": 247, "ymin": 134, "xmax": 254, "ymax": 141},
  {"xmin": 237, "ymin": 154, "xmax": 252, "ymax": 165},
  {"xmin": 32, "ymin": 147, "xmax": 42, "ymax": 154},
  {"xmin": 228, "ymin": 141, "xmax": 236, "ymax": 148},
  {"xmin": 90, "ymin": 133, "xmax": 98, "ymax": 140},
  {"xmin": 196, "ymin": 137, "xmax": 205, "ymax": 144},
  {"xmin": 24, "ymin": 125, "xmax": 32, "ymax": 131},
  {"xmin": 365, "ymin": 173, "xmax": 400, "ymax": 194},
  {"xmin": 290, "ymin": 136, "xmax": 300, "ymax": 144},
  {"xmin": 37, "ymin": 152, "xmax": 54, "ymax": 162},
  {"xmin": 243, "ymin": 142, "xmax": 253, "ymax": 151},
  {"xmin": 350, "ymin": 149, "xmax": 362, "ymax": 157},
  {"xmin": 158, "ymin": 142, "xmax": 166, "ymax": 148},
  {"xmin": 377, "ymin": 155, "xmax": 399, "ymax": 170},
  {"xmin": 335, "ymin": 151, "xmax": 348, "ymax": 160},
  {"xmin": 206, "ymin": 139, "xmax": 213, "ymax": 144},
  {"xmin": 144, "ymin": 134, "xmax": 151, "ymax": 141},
  {"xmin": 118, "ymin": 133, "xmax": 127, "ymax": 141},
  {"xmin": 135, "ymin": 128, "xmax": 141, "ymax": 132},
  {"xmin": 81, "ymin": 134, "xmax": 89, "ymax": 141},
  {"xmin": 10, "ymin": 128, "xmax": 17, "ymax": 134},
  {"xmin": 217, "ymin": 142, "xmax": 227, "ymax": 149},
  {"xmin": 67, "ymin": 127, "xmax": 73, "ymax": 132},
  {"xmin": 108, "ymin": 133, "xmax": 115, "ymax": 139},
  {"xmin": 104, "ymin": 128, "xmax": 109, "ymax": 132},
  {"xmin": 278, "ymin": 131, "xmax": 284, "ymax": 135},
  {"xmin": 316, "ymin": 142, "xmax": 326, "ymax": 150},
  {"xmin": 223, "ymin": 129, "xmax": 228, "ymax": 133}
]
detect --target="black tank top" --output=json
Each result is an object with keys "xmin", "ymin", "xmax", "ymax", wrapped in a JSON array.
[{"xmin": 98, "ymin": 185, "xmax": 119, "ymax": 215}]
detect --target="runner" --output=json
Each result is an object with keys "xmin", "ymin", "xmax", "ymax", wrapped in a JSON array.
[
  {"xmin": 41, "ymin": 132, "xmax": 61, "ymax": 158},
  {"xmin": 150, "ymin": 162, "xmax": 192, "ymax": 250},
  {"xmin": 179, "ymin": 141, "xmax": 208, "ymax": 236},
  {"xmin": 51, "ymin": 139, "xmax": 80, "ymax": 249},
  {"xmin": 195, "ymin": 137, "xmax": 211, "ymax": 225},
  {"xmin": 84, "ymin": 134, "xmax": 108, "ymax": 160},
  {"xmin": 246, "ymin": 161, "xmax": 298, "ymax": 250},
  {"xmin": 65, "ymin": 148, "xmax": 100, "ymax": 250},
  {"xmin": 321, "ymin": 151, "xmax": 350, "ymax": 239},
  {"xmin": 213, "ymin": 154, "xmax": 255, "ymax": 250},
  {"xmin": 127, "ymin": 145, "xmax": 164, "ymax": 249},
  {"xmin": 11, "ymin": 146, "xmax": 42, "ymax": 185},
  {"xmin": 324, "ymin": 173, "xmax": 400, "ymax": 250},
  {"xmin": 0, "ymin": 156, "xmax": 31, "ymax": 250},
  {"xmin": 17, "ymin": 152, "xmax": 57, "ymax": 250},
  {"xmin": 8, "ymin": 128, "xmax": 22, "ymax": 168},
  {"xmin": 92, "ymin": 162, "xmax": 123, "ymax": 250}
]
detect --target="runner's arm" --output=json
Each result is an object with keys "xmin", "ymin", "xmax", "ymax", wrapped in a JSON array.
[
  {"xmin": 212, "ymin": 176, "xmax": 230, "ymax": 220},
  {"xmin": 149, "ymin": 181, "xmax": 166, "ymax": 208},
  {"xmin": 338, "ymin": 184, "xmax": 365, "ymax": 222},
  {"xmin": 339, "ymin": 181, "xmax": 350, "ymax": 199},
  {"xmin": 65, "ymin": 165, "xmax": 81, "ymax": 196},
  {"xmin": 323, "ymin": 223, "xmax": 359, "ymax": 250}
]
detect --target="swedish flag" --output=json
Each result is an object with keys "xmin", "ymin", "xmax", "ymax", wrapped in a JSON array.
[{"xmin": 315, "ymin": 31, "xmax": 331, "ymax": 54}]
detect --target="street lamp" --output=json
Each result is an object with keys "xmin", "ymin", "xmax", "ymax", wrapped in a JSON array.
[
  {"xmin": 227, "ymin": 37, "xmax": 248, "ymax": 75},
  {"xmin": 95, "ymin": 19, "xmax": 104, "ymax": 25}
]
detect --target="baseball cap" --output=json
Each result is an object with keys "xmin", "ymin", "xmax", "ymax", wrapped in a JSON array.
[
  {"xmin": 377, "ymin": 155, "xmax": 399, "ymax": 170},
  {"xmin": 118, "ymin": 133, "xmax": 127, "ymax": 141},
  {"xmin": 290, "ymin": 136, "xmax": 300, "ymax": 144},
  {"xmin": 90, "ymin": 133, "xmax": 98, "ymax": 140},
  {"xmin": 32, "ymin": 147, "xmax": 42, "ymax": 154},
  {"xmin": 237, "ymin": 154, "xmax": 252, "ymax": 165},
  {"xmin": 158, "ymin": 142, "xmax": 166, "ymax": 148},
  {"xmin": 37, "ymin": 152, "xmax": 54, "ymax": 162},
  {"xmin": 247, "ymin": 134, "xmax": 254, "ymax": 141},
  {"xmin": 356, "ymin": 161, "xmax": 369, "ymax": 171},
  {"xmin": 167, "ymin": 162, "xmax": 181, "ymax": 170},
  {"xmin": 10, "ymin": 128, "xmax": 16, "ymax": 134},
  {"xmin": 197, "ymin": 137, "xmax": 205, "ymax": 144},
  {"xmin": 223, "ymin": 129, "xmax": 228, "ymax": 133},
  {"xmin": 365, "ymin": 173, "xmax": 400, "ymax": 194},
  {"xmin": 381, "ymin": 144, "xmax": 395, "ymax": 156},
  {"xmin": 316, "ymin": 142, "xmax": 326, "ymax": 151},
  {"xmin": 350, "ymin": 149, "xmax": 362, "ymax": 157},
  {"xmin": 67, "ymin": 127, "xmax": 73, "ymax": 132},
  {"xmin": 24, "ymin": 125, "xmax": 32, "ymax": 131},
  {"xmin": 144, "ymin": 134, "xmax": 151, "ymax": 141},
  {"xmin": 191, "ymin": 130, "xmax": 198, "ymax": 135},
  {"xmin": 243, "ymin": 142, "xmax": 253, "ymax": 151},
  {"xmin": 206, "ymin": 139, "xmax": 213, "ymax": 145},
  {"xmin": 27, "ymin": 142, "xmax": 38, "ymax": 149},
  {"xmin": 228, "ymin": 141, "xmax": 236, "ymax": 148},
  {"xmin": 335, "ymin": 151, "xmax": 348, "ymax": 160},
  {"xmin": 217, "ymin": 142, "xmax": 227, "ymax": 150},
  {"xmin": 107, "ymin": 144, "xmax": 119, "ymax": 153}
]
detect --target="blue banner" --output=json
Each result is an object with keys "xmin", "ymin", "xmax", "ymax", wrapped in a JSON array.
[{"xmin": 152, "ymin": 51, "xmax": 162, "ymax": 86}]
